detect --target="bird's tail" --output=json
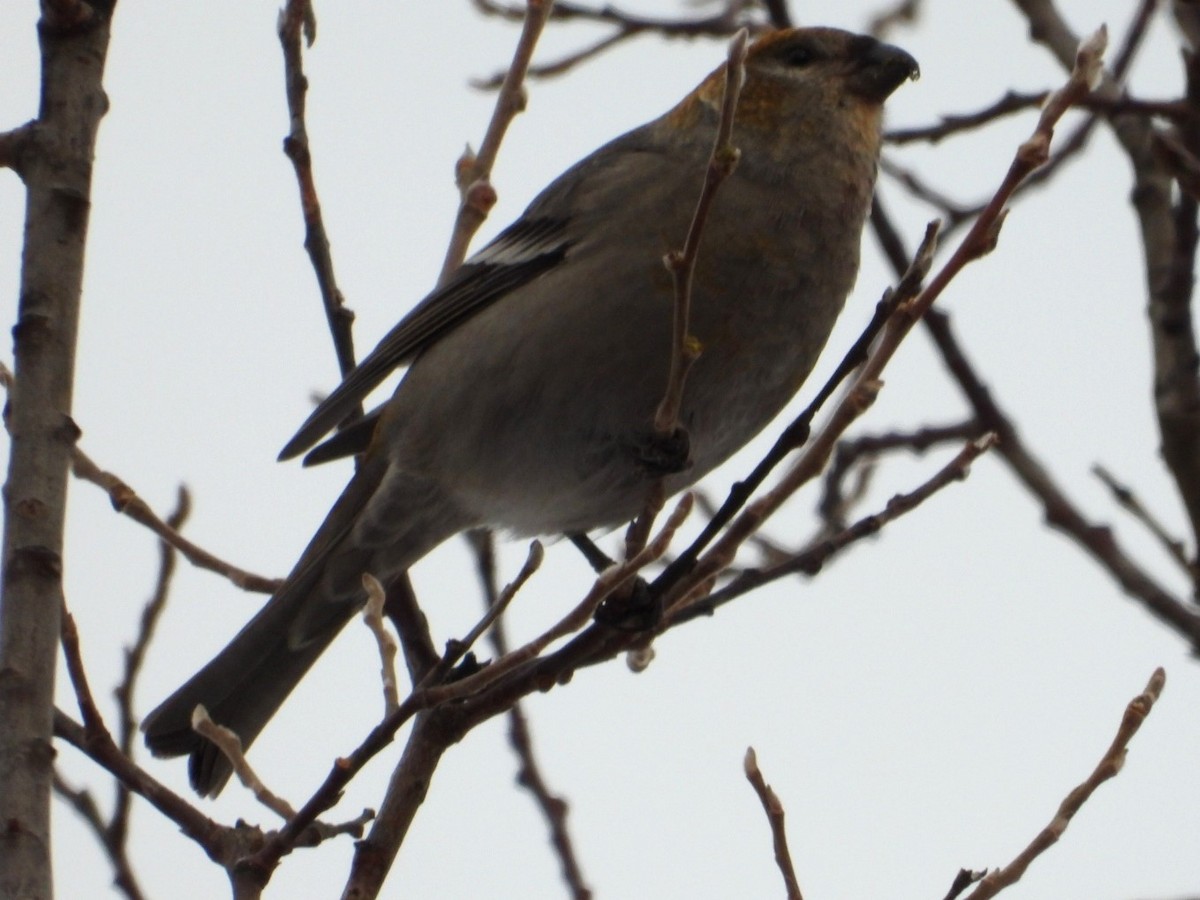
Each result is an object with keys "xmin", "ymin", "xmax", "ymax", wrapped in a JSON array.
[
  {"xmin": 142, "ymin": 453, "xmax": 395, "ymax": 796},
  {"xmin": 140, "ymin": 566, "xmax": 353, "ymax": 797}
]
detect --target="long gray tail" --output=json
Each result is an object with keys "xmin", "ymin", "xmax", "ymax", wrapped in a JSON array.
[
  {"xmin": 140, "ymin": 568, "xmax": 354, "ymax": 796},
  {"xmin": 141, "ymin": 458, "xmax": 389, "ymax": 796}
]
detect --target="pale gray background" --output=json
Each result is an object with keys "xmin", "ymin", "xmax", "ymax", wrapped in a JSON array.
[{"xmin": 2, "ymin": 1, "xmax": 1197, "ymax": 897}]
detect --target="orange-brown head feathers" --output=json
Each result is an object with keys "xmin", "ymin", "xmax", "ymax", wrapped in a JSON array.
[{"xmin": 670, "ymin": 27, "xmax": 918, "ymax": 142}]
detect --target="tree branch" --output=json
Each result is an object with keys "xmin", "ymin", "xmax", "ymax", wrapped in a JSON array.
[
  {"xmin": 440, "ymin": 0, "xmax": 557, "ymax": 281},
  {"xmin": 964, "ymin": 668, "xmax": 1167, "ymax": 899},
  {"xmin": 278, "ymin": 0, "xmax": 360, "ymax": 386},
  {"xmin": 0, "ymin": 7, "xmax": 115, "ymax": 895}
]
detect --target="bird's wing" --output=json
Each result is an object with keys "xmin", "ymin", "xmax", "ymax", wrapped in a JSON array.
[
  {"xmin": 278, "ymin": 215, "xmax": 571, "ymax": 461},
  {"xmin": 299, "ymin": 404, "xmax": 384, "ymax": 466},
  {"xmin": 277, "ymin": 126, "xmax": 669, "ymax": 463}
]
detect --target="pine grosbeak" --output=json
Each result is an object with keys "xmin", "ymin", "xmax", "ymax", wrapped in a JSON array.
[{"xmin": 144, "ymin": 26, "xmax": 918, "ymax": 795}]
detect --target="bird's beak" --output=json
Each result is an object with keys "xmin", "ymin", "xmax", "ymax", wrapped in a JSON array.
[{"xmin": 849, "ymin": 38, "xmax": 920, "ymax": 102}]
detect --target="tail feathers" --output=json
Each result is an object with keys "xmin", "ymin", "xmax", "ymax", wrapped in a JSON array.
[{"xmin": 142, "ymin": 586, "xmax": 352, "ymax": 797}]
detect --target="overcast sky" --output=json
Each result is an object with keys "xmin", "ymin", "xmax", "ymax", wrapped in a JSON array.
[{"xmin": 2, "ymin": 1, "xmax": 1198, "ymax": 898}]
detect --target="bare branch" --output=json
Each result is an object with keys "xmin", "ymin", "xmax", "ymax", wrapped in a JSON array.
[
  {"xmin": 1109, "ymin": 0, "xmax": 1159, "ymax": 83},
  {"xmin": 879, "ymin": 157, "xmax": 980, "ymax": 228},
  {"xmin": 278, "ymin": 0, "xmax": 359, "ymax": 382},
  {"xmin": 924, "ymin": 307, "xmax": 1200, "ymax": 647},
  {"xmin": 192, "ymin": 707, "xmax": 297, "ymax": 821},
  {"xmin": 52, "ymin": 769, "xmax": 146, "ymax": 900},
  {"xmin": 362, "ymin": 574, "xmax": 401, "ymax": 716},
  {"xmin": 425, "ymin": 496, "xmax": 689, "ymax": 706},
  {"xmin": 652, "ymin": 219, "xmax": 941, "ymax": 600},
  {"xmin": 1093, "ymin": 464, "xmax": 1193, "ymax": 577},
  {"xmin": 1010, "ymin": 0, "xmax": 1200, "ymax": 577},
  {"xmin": 761, "ymin": 0, "xmax": 792, "ymax": 28},
  {"xmin": 655, "ymin": 28, "xmax": 749, "ymax": 436},
  {"xmin": 941, "ymin": 868, "xmax": 986, "ymax": 900},
  {"xmin": 1154, "ymin": 129, "xmax": 1200, "ymax": 202},
  {"xmin": 677, "ymin": 434, "xmax": 998, "ymax": 620},
  {"xmin": 381, "ymin": 572, "xmax": 440, "ymax": 684},
  {"xmin": 888, "ymin": 92, "xmax": 1189, "ymax": 146},
  {"xmin": 965, "ymin": 668, "xmax": 1167, "ymax": 900},
  {"xmin": 470, "ymin": 532, "xmax": 592, "ymax": 899},
  {"xmin": 868, "ymin": 0, "xmax": 921, "ymax": 39},
  {"xmin": 818, "ymin": 420, "xmax": 981, "ymax": 530},
  {"xmin": 57, "ymin": 614, "xmax": 229, "ymax": 858},
  {"xmin": 471, "ymin": 29, "xmax": 641, "ymax": 89},
  {"xmin": 338, "ymin": 501, "xmax": 675, "ymax": 900},
  {"xmin": 471, "ymin": 0, "xmax": 760, "ymax": 38},
  {"xmin": 110, "ymin": 488, "xmax": 189, "ymax": 855},
  {"xmin": 440, "ymin": 0, "xmax": 558, "ymax": 281},
  {"xmin": 744, "ymin": 748, "xmax": 803, "ymax": 900},
  {"xmin": 0, "ymin": 7, "xmax": 114, "ymax": 891},
  {"xmin": 886, "ymin": 90, "xmax": 1049, "ymax": 145},
  {"xmin": 873, "ymin": 168, "xmax": 1200, "ymax": 650},
  {"xmin": 433, "ymin": 540, "xmax": 544, "ymax": 684},
  {"xmin": 69, "ymin": 445, "xmax": 281, "ymax": 594},
  {"xmin": 472, "ymin": 0, "xmax": 765, "ymax": 87}
]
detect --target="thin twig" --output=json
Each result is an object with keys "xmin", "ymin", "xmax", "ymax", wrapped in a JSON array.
[
  {"xmin": 472, "ymin": 0, "xmax": 764, "ymax": 87},
  {"xmin": 879, "ymin": 157, "xmax": 980, "ymax": 228},
  {"xmin": 432, "ymin": 540, "xmax": 545, "ymax": 685},
  {"xmin": 964, "ymin": 668, "xmax": 1167, "ymax": 900},
  {"xmin": 423, "ymin": 496, "xmax": 690, "ymax": 706},
  {"xmin": 818, "ymin": 420, "xmax": 981, "ymax": 530},
  {"xmin": 381, "ymin": 572, "xmax": 440, "ymax": 684},
  {"xmin": 1092, "ymin": 464, "xmax": 1192, "ymax": 576},
  {"xmin": 655, "ymin": 28, "xmax": 749, "ymax": 436},
  {"xmin": 762, "ymin": 0, "xmax": 792, "ymax": 28},
  {"xmin": 743, "ymin": 748, "xmax": 803, "ymax": 900},
  {"xmin": 662, "ymin": 217, "xmax": 943, "ymax": 612},
  {"xmin": 623, "ymin": 481, "xmax": 666, "ymax": 563},
  {"xmin": 873, "ymin": 165, "xmax": 1200, "ymax": 648},
  {"xmin": 887, "ymin": 92, "xmax": 1188, "ymax": 145},
  {"xmin": 110, "ymin": 488, "xmax": 189, "ymax": 855},
  {"xmin": 316, "ymin": 495, "xmax": 698, "ymax": 892},
  {"xmin": 887, "ymin": 90, "xmax": 1047, "ymax": 144},
  {"xmin": 0, "ymin": 366, "xmax": 271, "ymax": 595},
  {"xmin": 362, "ymin": 574, "xmax": 401, "ymax": 715},
  {"xmin": 57, "ymin": 612, "xmax": 230, "ymax": 858},
  {"xmin": 192, "ymin": 707, "xmax": 297, "ymax": 821},
  {"xmin": 664, "ymin": 372, "xmax": 876, "ymax": 611},
  {"xmin": 924, "ymin": 307, "xmax": 1200, "ymax": 647},
  {"xmin": 59, "ymin": 608, "xmax": 368, "ymax": 892},
  {"xmin": 473, "ymin": 535, "xmax": 592, "ymax": 900},
  {"xmin": 278, "ymin": 0, "xmax": 359, "ymax": 381},
  {"xmin": 440, "ymin": 0, "xmax": 557, "ymax": 281},
  {"xmin": 69, "ymin": 446, "xmax": 281, "ymax": 594},
  {"xmin": 248, "ymin": 503, "xmax": 639, "ymax": 873},
  {"xmin": 941, "ymin": 869, "xmax": 986, "ymax": 900},
  {"xmin": 675, "ymin": 434, "xmax": 997, "ymax": 621},
  {"xmin": 472, "ymin": 29, "xmax": 641, "ymax": 89},
  {"xmin": 904, "ymin": 26, "xmax": 1107, "ymax": 319},
  {"xmin": 52, "ymin": 769, "xmax": 146, "ymax": 900},
  {"xmin": 471, "ymin": 0, "xmax": 760, "ymax": 37},
  {"xmin": 1155, "ymin": 129, "xmax": 1200, "ymax": 202},
  {"xmin": 1109, "ymin": 0, "xmax": 1159, "ymax": 83},
  {"xmin": 1011, "ymin": 0, "xmax": 1200, "ymax": 581},
  {"xmin": 651, "ymin": 219, "xmax": 940, "ymax": 601}
]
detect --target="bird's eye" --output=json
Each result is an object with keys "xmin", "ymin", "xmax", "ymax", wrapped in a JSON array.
[{"xmin": 783, "ymin": 45, "xmax": 818, "ymax": 68}]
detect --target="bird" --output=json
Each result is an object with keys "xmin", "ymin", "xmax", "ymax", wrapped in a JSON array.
[{"xmin": 142, "ymin": 26, "xmax": 918, "ymax": 796}]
